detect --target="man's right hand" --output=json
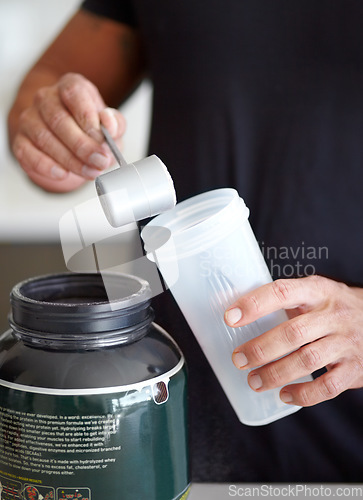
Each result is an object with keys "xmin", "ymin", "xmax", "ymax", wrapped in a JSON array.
[{"xmin": 11, "ymin": 73, "xmax": 126, "ymax": 192}]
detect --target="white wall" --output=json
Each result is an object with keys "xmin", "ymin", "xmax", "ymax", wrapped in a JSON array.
[{"xmin": 0, "ymin": 0, "xmax": 152, "ymax": 242}]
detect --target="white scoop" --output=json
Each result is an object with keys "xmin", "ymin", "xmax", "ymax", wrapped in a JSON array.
[{"xmin": 96, "ymin": 125, "xmax": 176, "ymax": 227}]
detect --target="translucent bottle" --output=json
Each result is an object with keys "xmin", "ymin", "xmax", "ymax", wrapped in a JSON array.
[{"xmin": 142, "ymin": 188, "xmax": 312, "ymax": 426}]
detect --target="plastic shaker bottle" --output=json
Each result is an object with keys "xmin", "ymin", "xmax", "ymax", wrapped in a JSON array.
[{"xmin": 141, "ymin": 188, "xmax": 312, "ymax": 426}]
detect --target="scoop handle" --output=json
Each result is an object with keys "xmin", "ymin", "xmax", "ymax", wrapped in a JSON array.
[{"xmin": 100, "ymin": 124, "xmax": 128, "ymax": 168}]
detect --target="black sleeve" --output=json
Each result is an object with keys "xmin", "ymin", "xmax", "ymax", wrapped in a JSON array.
[{"xmin": 81, "ymin": 0, "xmax": 138, "ymax": 28}]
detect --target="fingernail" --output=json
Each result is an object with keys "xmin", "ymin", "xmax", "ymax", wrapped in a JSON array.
[
  {"xmin": 249, "ymin": 374, "xmax": 263, "ymax": 390},
  {"xmin": 82, "ymin": 165, "xmax": 101, "ymax": 179},
  {"xmin": 88, "ymin": 152, "xmax": 109, "ymax": 169},
  {"xmin": 232, "ymin": 351, "xmax": 248, "ymax": 369},
  {"xmin": 280, "ymin": 391, "xmax": 293, "ymax": 404},
  {"xmin": 103, "ymin": 107, "xmax": 118, "ymax": 136},
  {"xmin": 225, "ymin": 307, "xmax": 242, "ymax": 325},
  {"xmin": 51, "ymin": 165, "xmax": 67, "ymax": 179}
]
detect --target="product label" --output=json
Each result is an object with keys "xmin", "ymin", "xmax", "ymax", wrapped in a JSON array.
[{"xmin": 0, "ymin": 367, "xmax": 189, "ymax": 499}]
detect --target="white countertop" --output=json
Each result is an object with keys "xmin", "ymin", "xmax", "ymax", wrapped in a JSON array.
[{"xmin": 0, "ymin": 158, "xmax": 92, "ymax": 243}]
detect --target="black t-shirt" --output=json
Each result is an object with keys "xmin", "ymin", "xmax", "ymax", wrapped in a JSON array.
[{"xmin": 82, "ymin": 0, "xmax": 363, "ymax": 482}]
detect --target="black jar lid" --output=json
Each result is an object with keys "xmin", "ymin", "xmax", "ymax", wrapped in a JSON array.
[{"xmin": 9, "ymin": 272, "xmax": 154, "ymax": 350}]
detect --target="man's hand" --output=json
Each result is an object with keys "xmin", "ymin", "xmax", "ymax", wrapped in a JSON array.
[
  {"xmin": 225, "ymin": 275, "xmax": 363, "ymax": 406},
  {"xmin": 11, "ymin": 73, "xmax": 125, "ymax": 192}
]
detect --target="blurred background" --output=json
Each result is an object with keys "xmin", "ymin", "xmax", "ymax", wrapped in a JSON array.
[{"xmin": 0, "ymin": 0, "xmax": 152, "ymax": 331}]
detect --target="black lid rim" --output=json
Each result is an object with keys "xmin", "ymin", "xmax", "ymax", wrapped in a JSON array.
[
  {"xmin": 9, "ymin": 272, "xmax": 154, "ymax": 347},
  {"xmin": 11, "ymin": 272, "xmax": 152, "ymax": 312}
]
